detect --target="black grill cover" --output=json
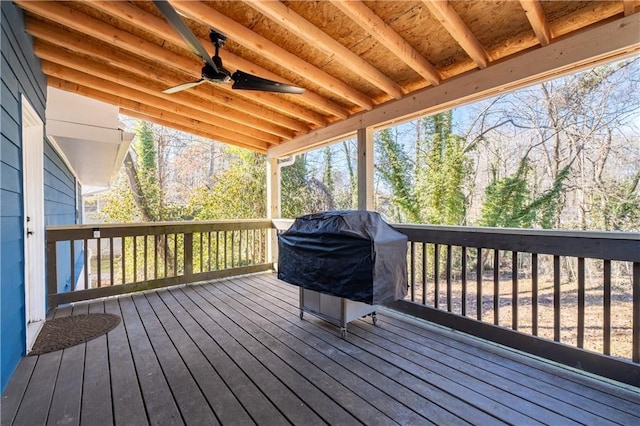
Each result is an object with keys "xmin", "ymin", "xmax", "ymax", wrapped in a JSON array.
[{"xmin": 277, "ymin": 211, "xmax": 407, "ymax": 304}]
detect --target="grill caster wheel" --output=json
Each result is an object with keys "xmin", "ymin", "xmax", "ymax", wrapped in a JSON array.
[
  {"xmin": 372, "ymin": 313, "xmax": 378, "ymax": 326},
  {"xmin": 300, "ymin": 311, "xmax": 304, "ymax": 320},
  {"xmin": 340, "ymin": 328, "xmax": 347, "ymax": 339}
]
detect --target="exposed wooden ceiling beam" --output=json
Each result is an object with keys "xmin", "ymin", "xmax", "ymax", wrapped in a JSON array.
[
  {"xmin": 33, "ymin": 42, "xmax": 289, "ymax": 143},
  {"xmin": 122, "ymin": 109, "xmax": 267, "ymax": 153},
  {"xmin": 422, "ymin": 0, "xmax": 491, "ymax": 69},
  {"xmin": 623, "ymin": 1, "xmax": 638, "ymax": 16},
  {"xmin": 45, "ymin": 73, "xmax": 269, "ymax": 152},
  {"xmin": 88, "ymin": 0, "xmax": 349, "ymax": 120},
  {"xmin": 270, "ymin": 13, "xmax": 640, "ymax": 157},
  {"xmin": 168, "ymin": 0, "xmax": 376, "ymax": 110},
  {"xmin": 25, "ymin": 18, "xmax": 305, "ymax": 137},
  {"xmin": 36, "ymin": 52, "xmax": 282, "ymax": 146},
  {"xmin": 15, "ymin": 1, "xmax": 333, "ymax": 127},
  {"xmin": 332, "ymin": 0, "xmax": 442, "ymax": 87},
  {"xmin": 520, "ymin": 0, "xmax": 552, "ymax": 46},
  {"xmin": 246, "ymin": 0, "xmax": 405, "ymax": 100}
]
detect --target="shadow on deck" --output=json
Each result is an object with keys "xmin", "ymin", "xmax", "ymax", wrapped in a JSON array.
[{"xmin": 2, "ymin": 273, "xmax": 639, "ymax": 425}]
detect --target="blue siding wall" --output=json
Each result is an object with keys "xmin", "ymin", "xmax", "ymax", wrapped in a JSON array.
[
  {"xmin": 44, "ymin": 140, "xmax": 78, "ymax": 293},
  {"xmin": 1, "ymin": 1, "xmax": 74, "ymax": 392}
]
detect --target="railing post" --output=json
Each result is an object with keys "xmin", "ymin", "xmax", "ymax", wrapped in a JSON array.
[
  {"xmin": 357, "ymin": 126, "xmax": 374, "ymax": 211},
  {"xmin": 46, "ymin": 239, "xmax": 58, "ymax": 309},
  {"xmin": 184, "ymin": 232, "xmax": 193, "ymax": 277},
  {"xmin": 267, "ymin": 156, "xmax": 280, "ymax": 266}
]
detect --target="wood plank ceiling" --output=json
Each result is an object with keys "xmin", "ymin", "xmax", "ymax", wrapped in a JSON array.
[{"xmin": 15, "ymin": 1, "xmax": 640, "ymax": 154}]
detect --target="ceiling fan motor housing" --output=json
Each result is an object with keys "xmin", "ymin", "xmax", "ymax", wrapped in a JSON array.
[{"xmin": 202, "ymin": 61, "xmax": 231, "ymax": 83}]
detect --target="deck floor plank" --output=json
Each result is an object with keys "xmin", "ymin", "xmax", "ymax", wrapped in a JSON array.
[
  {"xmin": 117, "ymin": 295, "xmax": 184, "ymax": 425},
  {"xmin": 160, "ymin": 287, "xmax": 291, "ymax": 425},
  {"xmin": 104, "ymin": 298, "xmax": 148, "ymax": 425},
  {"xmin": 3, "ymin": 273, "xmax": 640, "ymax": 425},
  {"xmin": 232, "ymin": 275, "xmax": 511, "ymax": 425},
  {"xmin": 46, "ymin": 343, "xmax": 84, "ymax": 426},
  {"xmin": 142, "ymin": 291, "xmax": 254, "ymax": 425},
  {"xmin": 195, "ymin": 283, "xmax": 400, "ymax": 425},
  {"xmin": 131, "ymin": 293, "xmax": 219, "ymax": 426},
  {"xmin": 217, "ymin": 277, "xmax": 474, "ymax": 425},
  {"xmin": 171, "ymin": 286, "xmax": 325, "ymax": 425},
  {"xmin": 80, "ymin": 301, "xmax": 113, "ymax": 426},
  {"xmin": 207, "ymin": 281, "xmax": 407, "ymax": 425},
  {"xmin": 375, "ymin": 313, "xmax": 640, "ymax": 423},
  {"xmin": 0, "ymin": 356, "xmax": 37, "ymax": 425},
  {"xmin": 11, "ymin": 351, "xmax": 62, "ymax": 425}
]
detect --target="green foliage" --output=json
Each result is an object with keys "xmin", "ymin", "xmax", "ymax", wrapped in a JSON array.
[
  {"xmin": 135, "ymin": 120, "xmax": 156, "ymax": 182},
  {"xmin": 592, "ymin": 171, "xmax": 640, "ymax": 231},
  {"xmin": 479, "ymin": 159, "xmax": 571, "ymax": 228},
  {"xmin": 190, "ymin": 147, "xmax": 266, "ymax": 219},
  {"xmin": 375, "ymin": 128, "xmax": 421, "ymax": 222},
  {"xmin": 281, "ymin": 155, "xmax": 310, "ymax": 218},
  {"xmin": 415, "ymin": 112, "xmax": 469, "ymax": 225}
]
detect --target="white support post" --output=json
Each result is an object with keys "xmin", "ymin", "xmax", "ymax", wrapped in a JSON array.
[
  {"xmin": 266, "ymin": 156, "xmax": 280, "ymax": 266},
  {"xmin": 357, "ymin": 127, "xmax": 374, "ymax": 211}
]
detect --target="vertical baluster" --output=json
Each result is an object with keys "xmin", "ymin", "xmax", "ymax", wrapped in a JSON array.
[
  {"xmin": 252, "ymin": 229, "xmax": 256, "ymax": 265},
  {"xmin": 133, "ymin": 236, "xmax": 137, "ymax": 283},
  {"xmin": 215, "ymin": 231, "xmax": 220, "ymax": 270},
  {"xmin": 122, "ymin": 237, "xmax": 126, "ymax": 285},
  {"xmin": 174, "ymin": 233, "xmax": 178, "ymax": 276},
  {"xmin": 224, "ymin": 231, "xmax": 228, "ymax": 269},
  {"xmin": 554, "ymin": 255, "xmax": 561, "ymax": 342},
  {"xmin": 184, "ymin": 232, "xmax": 193, "ymax": 277},
  {"xmin": 603, "ymin": 259, "xmax": 611, "ymax": 355},
  {"xmin": 83, "ymin": 239, "xmax": 89, "ymax": 289},
  {"xmin": 577, "ymin": 257, "xmax": 585, "ymax": 348},
  {"xmin": 97, "ymin": 237, "xmax": 102, "ymax": 288},
  {"xmin": 208, "ymin": 231, "xmax": 212, "ymax": 271},
  {"xmin": 200, "ymin": 232, "xmax": 204, "ymax": 273},
  {"xmin": 109, "ymin": 237, "xmax": 114, "ymax": 286},
  {"xmin": 422, "ymin": 242, "xmax": 427, "ymax": 305},
  {"xmin": 512, "ymin": 251, "xmax": 518, "ymax": 331},
  {"xmin": 164, "ymin": 234, "xmax": 168, "ymax": 278},
  {"xmin": 633, "ymin": 262, "xmax": 639, "ymax": 363},
  {"xmin": 70, "ymin": 240, "xmax": 75, "ymax": 292},
  {"xmin": 532, "ymin": 253, "xmax": 538, "ymax": 336},
  {"xmin": 245, "ymin": 229, "xmax": 249, "ymax": 265},
  {"xmin": 231, "ymin": 231, "xmax": 235, "ymax": 268},
  {"xmin": 154, "ymin": 234, "xmax": 159, "ymax": 279},
  {"xmin": 494, "ymin": 249, "xmax": 500, "ymax": 326},
  {"xmin": 446, "ymin": 245, "xmax": 452, "ymax": 312},
  {"xmin": 434, "ymin": 244, "xmax": 440, "ymax": 309},
  {"xmin": 461, "ymin": 246, "xmax": 467, "ymax": 316},
  {"xmin": 477, "ymin": 247, "xmax": 482, "ymax": 321},
  {"xmin": 410, "ymin": 242, "xmax": 416, "ymax": 302},
  {"xmin": 143, "ymin": 235, "xmax": 148, "ymax": 281}
]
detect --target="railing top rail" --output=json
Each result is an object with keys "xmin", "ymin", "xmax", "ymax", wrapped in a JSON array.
[
  {"xmin": 46, "ymin": 219, "xmax": 274, "ymax": 241},
  {"xmin": 391, "ymin": 223, "xmax": 640, "ymax": 241},
  {"xmin": 392, "ymin": 223, "xmax": 640, "ymax": 262}
]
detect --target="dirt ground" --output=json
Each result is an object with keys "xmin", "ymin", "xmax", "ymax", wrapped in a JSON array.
[{"xmin": 405, "ymin": 274, "xmax": 634, "ymax": 360}]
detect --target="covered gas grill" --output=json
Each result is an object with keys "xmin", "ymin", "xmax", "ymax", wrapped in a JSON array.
[{"xmin": 278, "ymin": 211, "xmax": 407, "ymax": 337}]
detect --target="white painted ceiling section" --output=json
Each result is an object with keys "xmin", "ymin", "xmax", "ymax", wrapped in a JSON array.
[{"xmin": 46, "ymin": 87, "xmax": 134, "ymax": 193}]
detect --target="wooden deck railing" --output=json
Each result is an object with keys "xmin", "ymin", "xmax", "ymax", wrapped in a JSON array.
[
  {"xmin": 46, "ymin": 220, "xmax": 274, "ymax": 308},
  {"xmin": 47, "ymin": 219, "xmax": 639, "ymax": 383},
  {"xmin": 390, "ymin": 224, "xmax": 640, "ymax": 375}
]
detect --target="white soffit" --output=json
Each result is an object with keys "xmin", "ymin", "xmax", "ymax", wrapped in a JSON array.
[{"xmin": 45, "ymin": 87, "xmax": 134, "ymax": 189}]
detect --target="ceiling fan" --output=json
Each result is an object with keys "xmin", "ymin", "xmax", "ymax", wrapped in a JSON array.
[{"xmin": 153, "ymin": 0, "xmax": 305, "ymax": 95}]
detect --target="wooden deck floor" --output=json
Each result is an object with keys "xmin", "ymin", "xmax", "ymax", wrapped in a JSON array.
[{"xmin": 2, "ymin": 273, "xmax": 640, "ymax": 425}]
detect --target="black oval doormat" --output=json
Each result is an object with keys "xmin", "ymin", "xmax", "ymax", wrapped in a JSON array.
[{"xmin": 29, "ymin": 313, "xmax": 121, "ymax": 355}]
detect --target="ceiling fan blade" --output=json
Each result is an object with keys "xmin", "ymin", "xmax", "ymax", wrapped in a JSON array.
[
  {"xmin": 231, "ymin": 70, "xmax": 305, "ymax": 94},
  {"xmin": 153, "ymin": 0, "xmax": 218, "ymax": 73},
  {"xmin": 162, "ymin": 79, "xmax": 207, "ymax": 94}
]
